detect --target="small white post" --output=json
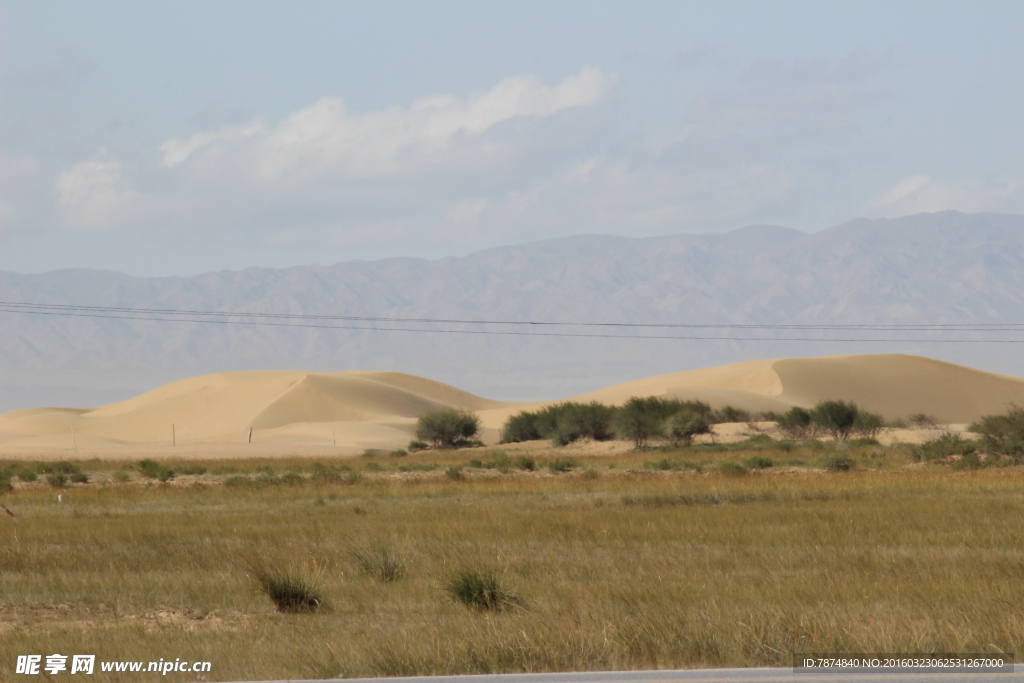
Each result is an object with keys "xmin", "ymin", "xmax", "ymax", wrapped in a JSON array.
[
  {"xmin": 248, "ymin": 427, "xmax": 253, "ymax": 444},
  {"xmin": 71, "ymin": 425, "xmax": 78, "ymax": 454}
]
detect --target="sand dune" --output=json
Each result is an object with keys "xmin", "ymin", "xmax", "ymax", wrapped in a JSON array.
[{"xmin": 2, "ymin": 354, "xmax": 1023, "ymax": 459}]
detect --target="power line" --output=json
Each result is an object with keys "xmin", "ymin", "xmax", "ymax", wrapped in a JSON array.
[
  {"xmin": 1, "ymin": 300, "xmax": 1022, "ymax": 331},
  {"xmin": 1, "ymin": 301, "xmax": 1021, "ymax": 343}
]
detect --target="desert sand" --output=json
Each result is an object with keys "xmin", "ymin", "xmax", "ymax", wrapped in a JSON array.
[{"xmin": 2, "ymin": 354, "xmax": 1023, "ymax": 459}]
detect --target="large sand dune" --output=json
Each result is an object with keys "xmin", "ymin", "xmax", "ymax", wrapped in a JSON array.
[{"xmin": 2, "ymin": 354, "xmax": 1023, "ymax": 458}]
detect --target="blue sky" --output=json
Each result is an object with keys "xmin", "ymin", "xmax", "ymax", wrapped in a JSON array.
[{"xmin": 2, "ymin": 0, "xmax": 1022, "ymax": 275}]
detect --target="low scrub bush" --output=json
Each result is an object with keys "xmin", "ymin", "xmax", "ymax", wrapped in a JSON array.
[
  {"xmin": 909, "ymin": 413, "xmax": 938, "ymax": 427},
  {"xmin": 415, "ymin": 410, "xmax": 480, "ymax": 449},
  {"xmin": 547, "ymin": 458, "xmax": 578, "ymax": 473},
  {"xmin": 501, "ymin": 402, "xmax": 616, "ymax": 445},
  {"xmin": 666, "ymin": 408, "xmax": 712, "ymax": 448},
  {"xmin": 968, "ymin": 405, "xmax": 1024, "ymax": 463},
  {"xmin": 138, "ymin": 459, "xmax": 174, "ymax": 481},
  {"xmin": 389, "ymin": 449, "xmax": 408, "ymax": 457},
  {"xmin": 911, "ymin": 432, "xmax": 977, "ymax": 462},
  {"xmin": 0, "ymin": 471, "xmax": 12, "ymax": 493},
  {"xmin": 743, "ymin": 456, "xmax": 774, "ymax": 469},
  {"xmin": 445, "ymin": 569, "xmax": 523, "ymax": 611},
  {"xmin": 445, "ymin": 466, "xmax": 465, "ymax": 480},
  {"xmin": 513, "ymin": 455, "xmax": 536, "ymax": 471},
  {"xmin": 16, "ymin": 467, "xmax": 37, "ymax": 482},
  {"xmin": 821, "ymin": 453, "xmax": 854, "ymax": 472},
  {"xmin": 811, "ymin": 400, "xmax": 860, "ymax": 440},
  {"xmin": 714, "ymin": 405, "xmax": 751, "ymax": 423},
  {"xmin": 853, "ymin": 411, "xmax": 885, "ymax": 439},
  {"xmin": 407, "ymin": 440, "xmax": 429, "ymax": 452},
  {"xmin": 717, "ymin": 462, "xmax": 748, "ymax": 476},
  {"xmin": 952, "ymin": 452, "xmax": 983, "ymax": 471},
  {"xmin": 777, "ymin": 406, "xmax": 815, "ymax": 437},
  {"xmin": 46, "ymin": 472, "xmax": 69, "ymax": 488}
]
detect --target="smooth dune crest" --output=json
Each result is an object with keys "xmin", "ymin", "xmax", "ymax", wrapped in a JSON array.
[{"xmin": 2, "ymin": 354, "xmax": 1024, "ymax": 455}]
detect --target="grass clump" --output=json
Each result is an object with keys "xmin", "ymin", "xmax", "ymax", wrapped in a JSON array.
[
  {"xmin": 821, "ymin": 453, "xmax": 854, "ymax": 472},
  {"xmin": 247, "ymin": 558, "xmax": 325, "ymax": 613},
  {"xmin": 445, "ymin": 569, "xmax": 523, "ymax": 611},
  {"xmin": 446, "ymin": 466, "xmax": 465, "ymax": 481},
  {"xmin": 16, "ymin": 467, "xmax": 38, "ymax": 482},
  {"xmin": 351, "ymin": 543, "xmax": 406, "ymax": 582},
  {"xmin": 743, "ymin": 456, "xmax": 774, "ymax": 470},
  {"xmin": 717, "ymin": 462, "xmax": 748, "ymax": 476},
  {"xmin": 513, "ymin": 455, "xmax": 536, "ymax": 471},
  {"xmin": 547, "ymin": 458, "xmax": 577, "ymax": 473}
]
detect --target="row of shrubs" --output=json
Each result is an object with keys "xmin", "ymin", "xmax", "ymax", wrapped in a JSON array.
[
  {"xmin": 0, "ymin": 461, "xmax": 89, "ymax": 491},
  {"xmin": 498, "ymin": 398, "xmax": 886, "ymax": 448},
  {"xmin": 912, "ymin": 405, "xmax": 1024, "ymax": 466}
]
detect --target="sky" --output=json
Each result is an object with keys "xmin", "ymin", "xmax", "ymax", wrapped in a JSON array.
[{"xmin": 1, "ymin": 0, "xmax": 1023, "ymax": 276}]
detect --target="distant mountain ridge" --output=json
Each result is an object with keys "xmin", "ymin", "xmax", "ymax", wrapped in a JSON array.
[{"xmin": 2, "ymin": 210, "xmax": 1023, "ymax": 412}]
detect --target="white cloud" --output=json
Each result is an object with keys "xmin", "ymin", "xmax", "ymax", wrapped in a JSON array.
[
  {"xmin": 54, "ymin": 153, "xmax": 138, "ymax": 229},
  {"xmin": 159, "ymin": 67, "xmax": 616, "ymax": 184},
  {"xmin": 861, "ymin": 175, "xmax": 1024, "ymax": 218}
]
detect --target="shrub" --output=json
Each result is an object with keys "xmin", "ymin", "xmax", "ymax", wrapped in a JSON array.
[
  {"xmin": 952, "ymin": 452, "xmax": 983, "ymax": 471},
  {"xmin": 69, "ymin": 471, "xmax": 89, "ymax": 484},
  {"xmin": 351, "ymin": 543, "xmax": 406, "ymax": 582},
  {"xmin": 547, "ymin": 457, "xmax": 578, "ymax": 473},
  {"xmin": 389, "ymin": 449, "xmax": 408, "ymax": 457},
  {"xmin": 968, "ymin": 405, "xmax": 1024, "ymax": 463},
  {"xmin": 415, "ymin": 410, "xmax": 480, "ymax": 449},
  {"xmin": 138, "ymin": 459, "xmax": 174, "ymax": 481},
  {"xmin": 821, "ymin": 453, "xmax": 854, "ymax": 472},
  {"xmin": 777, "ymin": 406, "xmax": 814, "ymax": 437},
  {"xmin": 445, "ymin": 569, "xmax": 522, "ymax": 611},
  {"xmin": 513, "ymin": 455, "xmax": 536, "ymax": 471},
  {"xmin": 445, "ymin": 466, "xmax": 465, "ymax": 480},
  {"xmin": 717, "ymin": 462, "xmax": 748, "ymax": 476},
  {"xmin": 112, "ymin": 470, "xmax": 131, "ymax": 483},
  {"xmin": 853, "ymin": 411, "xmax": 885, "ymax": 439},
  {"xmin": 407, "ymin": 440, "xmax": 429, "ymax": 452},
  {"xmin": 46, "ymin": 472, "xmax": 69, "ymax": 488},
  {"xmin": 743, "ymin": 456, "xmax": 774, "ymax": 469},
  {"xmin": 714, "ymin": 405, "xmax": 751, "ymax": 423},
  {"xmin": 16, "ymin": 467, "xmax": 37, "ymax": 482},
  {"xmin": 248, "ymin": 559, "xmax": 324, "ymax": 613},
  {"xmin": 0, "ymin": 472, "xmax": 12, "ymax": 493},
  {"xmin": 179, "ymin": 465, "xmax": 207, "ymax": 475},
  {"xmin": 666, "ymin": 408, "xmax": 712, "ymax": 448},
  {"xmin": 810, "ymin": 400, "xmax": 860, "ymax": 440},
  {"xmin": 615, "ymin": 397, "xmax": 673, "ymax": 448},
  {"xmin": 911, "ymin": 432, "xmax": 977, "ymax": 462},
  {"xmin": 500, "ymin": 411, "xmax": 543, "ymax": 443},
  {"xmin": 909, "ymin": 413, "xmax": 938, "ymax": 427},
  {"xmin": 467, "ymin": 458, "xmax": 483, "ymax": 468}
]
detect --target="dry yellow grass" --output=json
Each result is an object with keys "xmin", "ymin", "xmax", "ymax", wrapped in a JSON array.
[{"xmin": 1, "ymin": 453, "xmax": 1022, "ymax": 681}]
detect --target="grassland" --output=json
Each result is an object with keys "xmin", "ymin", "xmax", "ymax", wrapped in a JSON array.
[{"xmin": 1, "ymin": 441, "xmax": 1022, "ymax": 681}]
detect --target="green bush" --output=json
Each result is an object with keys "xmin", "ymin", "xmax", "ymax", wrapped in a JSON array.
[
  {"xmin": 547, "ymin": 458, "xmax": 577, "ymax": 473},
  {"xmin": 968, "ymin": 405, "xmax": 1024, "ymax": 463},
  {"xmin": 666, "ymin": 408, "xmax": 712, "ymax": 448},
  {"xmin": 777, "ymin": 406, "xmax": 813, "ymax": 436},
  {"xmin": 717, "ymin": 462, "xmax": 748, "ymax": 476},
  {"xmin": 46, "ymin": 472, "xmax": 69, "ymax": 488},
  {"xmin": 112, "ymin": 471, "xmax": 131, "ymax": 483},
  {"xmin": 138, "ymin": 459, "xmax": 174, "ymax": 480},
  {"xmin": 821, "ymin": 453, "xmax": 854, "ymax": 472},
  {"xmin": 69, "ymin": 471, "xmax": 89, "ymax": 484},
  {"xmin": 908, "ymin": 413, "xmax": 938, "ymax": 427},
  {"xmin": 911, "ymin": 432, "xmax": 977, "ymax": 462},
  {"xmin": 445, "ymin": 569, "xmax": 523, "ymax": 611},
  {"xmin": 811, "ymin": 400, "xmax": 860, "ymax": 440},
  {"xmin": 743, "ymin": 456, "xmax": 774, "ymax": 469},
  {"xmin": 714, "ymin": 405, "xmax": 751, "ymax": 423},
  {"xmin": 513, "ymin": 455, "xmax": 536, "ymax": 471},
  {"xmin": 407, "ymin": 440, "xmax": 429, "ymax": 452},
  {"xmin": 445, "ymin": 466, "xmax": 465, "ymax": 480},
  {"xmin": 853, "ymin": 411, "xmax": 885, "ymax": 439},
  {"xmin": 16, "ymin": 467, "xmax": 37, "ymax": 483},
  {"xmin": 389, "ymin": 449, "xmax": 408, "ymax": 457},
  {"xmin": 615, "ymin": 397, "xmax": 701, "ymax": 448},
  {"xmin": 952, "ymin": 452, "xmax": 983, "ymax": 471},
  {"xmin": 0, "ymin": 472, "xmax": 12, "ymax": 493},
  {"xmin": 415, "ymin": 410, "xmax": 480, "ymax": 448},
  {"xmin": 500, "ymin": 411, "xmax": 543, "ymax": 443}
]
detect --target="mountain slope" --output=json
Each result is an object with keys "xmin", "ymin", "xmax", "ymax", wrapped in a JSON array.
[{"xmin": 2, "ymin": 211, "xmax": 1023, "ymax": 411}]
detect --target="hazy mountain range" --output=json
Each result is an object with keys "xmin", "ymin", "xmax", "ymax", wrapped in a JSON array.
[{"xmin": 2, "ymin": 210, "xmax": 1023, "ymax": 413}]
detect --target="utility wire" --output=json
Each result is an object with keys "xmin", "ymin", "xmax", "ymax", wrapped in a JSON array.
[
  {"xmin": 1, "ymin": 302, "xmax": 1021, "ymax": 343},
  {"xmin": 1, "ymin": 300, "xmax": 1022, "ymax": 332}
]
